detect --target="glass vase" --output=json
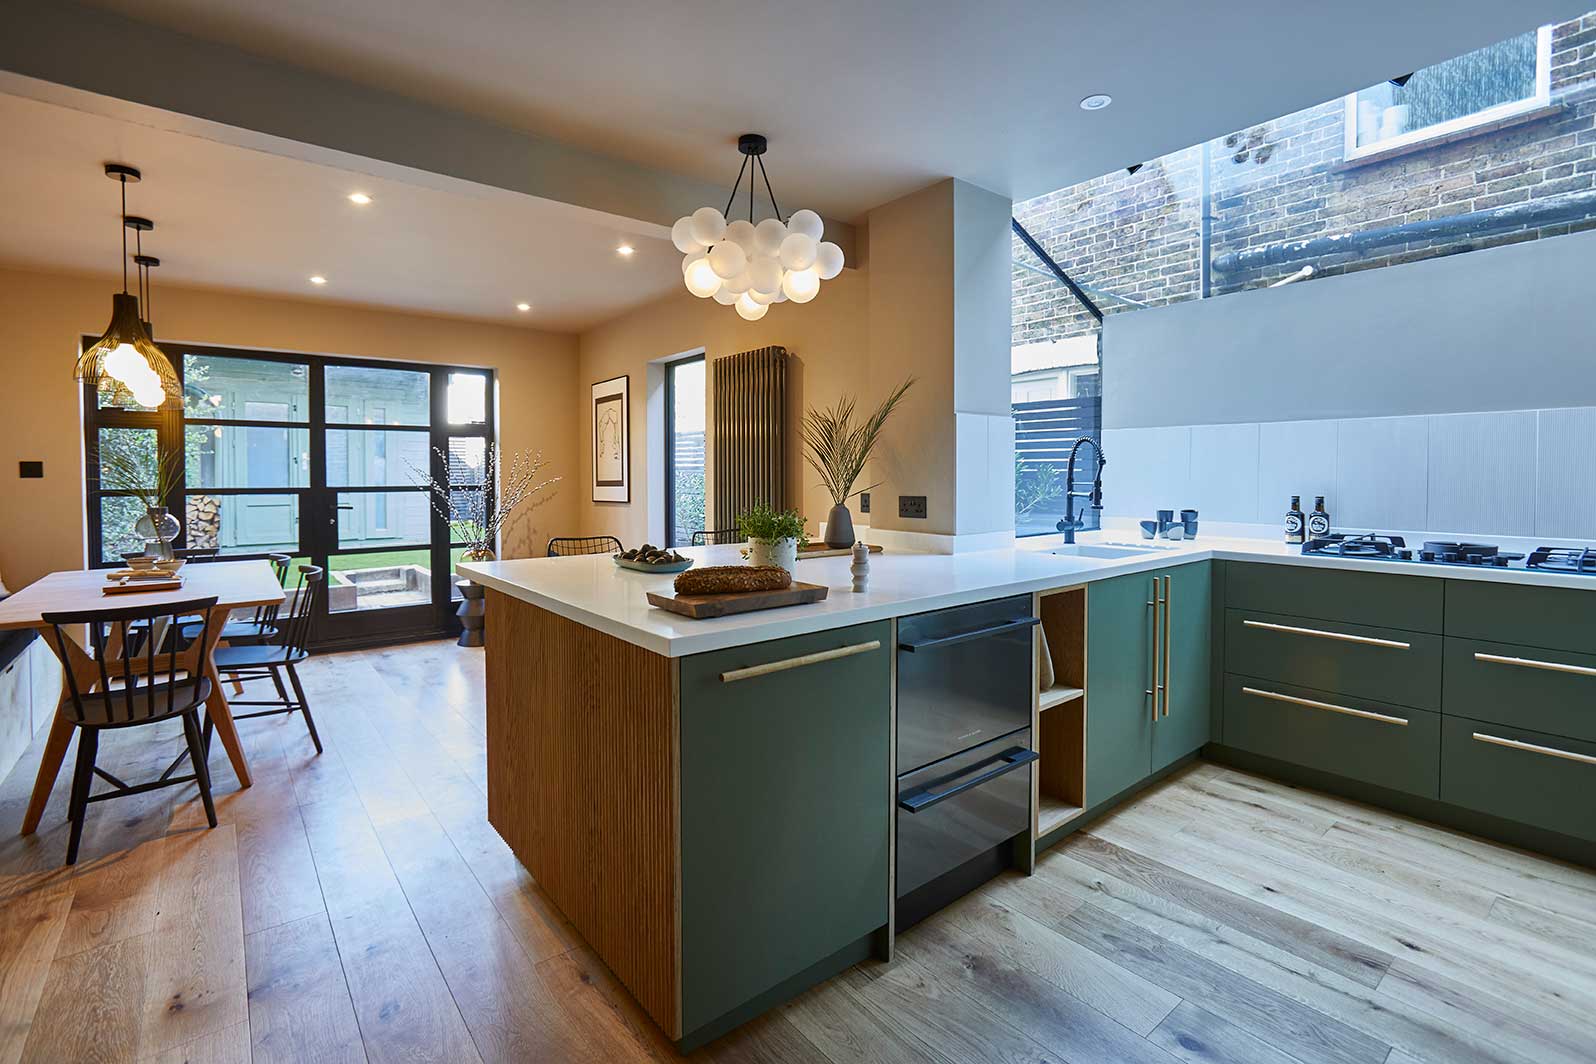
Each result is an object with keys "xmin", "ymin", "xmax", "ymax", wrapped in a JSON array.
[{"xmin": 134, "ymin": 505, "xmax": 182, "ymax": 561}]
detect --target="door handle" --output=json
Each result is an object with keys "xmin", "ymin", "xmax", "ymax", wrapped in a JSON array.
[
  {"xmin": 897, "ymin": 616, "xmax": 1039, "ymax": 652},
  {"xmin": 1473, "ymin": 652, "xmax": 1596, "ymax": 678},
  {"xmin": 1147, "ymin": 577, "xmax": 1161, "ymax": 722},
  {"xmin": 897, "ymin": 747, "xmax": 1038, "ymax": 813},
  {"xmin": 1472, "ymin": 731, "xmax": 1596, "ymax": 766},
  {"xmin": 1162, "ymin": 575, "xmax": 1172, "ymax": 718},
  {"xmin": 719, "ymin": 640, "xmax": 881, "ymax": 683},
  {"xmin": 1242, "ymin": 619, "xmax": 1410, "ymax": 650},
  {"xmin": 1241, "ymin": 686, "xmax": 1409, "ymax": 726}
]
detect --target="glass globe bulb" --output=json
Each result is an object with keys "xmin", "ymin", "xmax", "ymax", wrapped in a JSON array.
[
  {"xmin": 682, "ymin": 248, "xmax": 708, "ymax": 276},
  {"xmin": 748, "ymin": 256, "xmax": 783, "ymax": 296},
  {"xmin": 671, "ymin": 217, "xmax": 702, "ymax": 254},
  {"xmin": 712, "ymin": 285, "xmax": 739, "ymax": 305},
  {"xmin": 725, "ymin": 219, "xmax": 757, "ymax": 253},
  {"xmin": 689, "ymin": 206, "xmax": 727, "ymax": 246},
  {"xmin": 735, "ymin": 293, "xmax": 769, "ymax": 321},
  {"xmin": 782, "ymin": 267, "xmax": 821, "ymax": 303},
  {"xmin": 754, "ymin": 218, "xmax": 788, "ymax": 257},
  {"xmin": 708, "ymin": 240, "xmax": 747, "ymax": 281},
  {"xmin": 684, "ymin": 257, "xmax": 723, "ymax": 297},
  {"xmin": 723, "ymin": 268, "xmax": 753, "ymax": 295},
  {"xmin": 103, "ymin": 342, "xmax": 144, "ymax": 383},
  {"xmin": 814, "ymin": 241, "xmax": 845, "ymax": 281},
  {"xmin": 779, "ymin": 232, "xmax": 817, "ymax": 271},
  {"xmin": 748, "ymin": 287, "xmax": 777, "ymax": 305},
  {"xmin": 787, "ymin": 208, "xmax": 824, "ymax": 242}
]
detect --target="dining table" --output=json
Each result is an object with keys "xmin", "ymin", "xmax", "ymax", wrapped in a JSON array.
[{"xmin": 0, "ymin": 559, "xmax": 285, "ymax": 834}]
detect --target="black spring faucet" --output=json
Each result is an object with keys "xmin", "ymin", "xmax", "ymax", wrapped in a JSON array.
[{"xmin": 1056, "ymin": 436, "xmax": 1107, "ymax": 543}]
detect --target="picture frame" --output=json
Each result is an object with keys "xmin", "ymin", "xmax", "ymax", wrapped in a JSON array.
[{"xmin": 592, "ymin": 374, "xmax": 630, "ymax": 503}]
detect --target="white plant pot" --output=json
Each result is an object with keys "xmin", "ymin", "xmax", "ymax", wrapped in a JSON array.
[{"xmin": 748, "ymin": 537, "xmax": 798, "ymax": 574}]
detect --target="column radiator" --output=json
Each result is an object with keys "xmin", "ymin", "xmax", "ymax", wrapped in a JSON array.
[{"xmin": 712, "ymin": 346, "xmax": 788, "ymax": 529}]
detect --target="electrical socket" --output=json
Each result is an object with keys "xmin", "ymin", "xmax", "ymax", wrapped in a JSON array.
[
  {"xmin": 859, "ymin": 492, "xmax": 870, "ymax": 514},
  {"xmin": 898, "ymin": 495, "xmax": 927, "ymax": 520}
]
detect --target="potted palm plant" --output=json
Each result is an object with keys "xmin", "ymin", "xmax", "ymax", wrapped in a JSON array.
[
  {"xmin": 737, "ymin": 504, "xmax": 808, "ymax": 574},
  {"xmin": 96, "ymin": 437, "xmax": 185, "ymax": 560},
  {"xmin": 801, "ymin": 377, "xmax": 915, "ymax": 549}
]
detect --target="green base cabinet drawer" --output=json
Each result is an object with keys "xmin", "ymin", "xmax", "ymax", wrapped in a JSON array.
[
  {"xmin": 1441, "ymin": 715, "xmax": 1596, "ymax": 843},
  {"xmin": 1443, "ymin": 639, "xmax": 1596, "ymax": 744},
  {"xmin": 1445, "ymin": 580, "xmax": 1596, "ymax": 654},
  {"xmin": 1225, "ymin": 609, "xmax": 1442, "ymax": 710},
  {"xmin": 1226, "ymin": 563, "xmax": 1442, "ymax": 632},
  {"xmin": 679, "ymin": 621, "xmax": 891, "ymax": 1035},
  {"xmin": 1223, "ymin": 676, "xmax": 1440, "ymax": 798}
]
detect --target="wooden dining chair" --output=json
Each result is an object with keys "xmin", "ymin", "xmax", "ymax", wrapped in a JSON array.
[
  {"xmin": 206, "ymin": 565, "xmax": 326, "ymax": 754},
  {"xmin": 691, "ymin": 529, "xmax": 745, "ymax": 546},
  {"xmin": 547, "ymin": 535, "xmax": 623, "ymax": 557},
  {"xmin": 179, "ymin": 552, "xmax": 290, "ymax": 647},
  {"xmin": 42, "ymin": 595, "xmax": 222, "ymax": 865}
]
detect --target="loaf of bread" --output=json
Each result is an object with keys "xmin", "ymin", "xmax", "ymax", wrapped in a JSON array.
[{"xmin": 674, "ymin": 565, "xmax": 792, "ymax": 595}]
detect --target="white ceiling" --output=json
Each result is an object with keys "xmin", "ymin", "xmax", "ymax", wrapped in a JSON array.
[
  {"xmin": 0, "ymin": 91, "xmax": 682, "ymax": 331},
  {"xmin": 76, "ymin": 0, "xmax": 1587, "ymax": 220}
]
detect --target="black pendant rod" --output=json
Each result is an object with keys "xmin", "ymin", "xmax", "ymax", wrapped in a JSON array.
[
  {"xmin": 756, "ymin": 156, "xmax": 783, "ymax": 224},
  {"xmin": 120, "ymin": 175, "xmax": 129, "ymax": 293},
  {"xmin": 722, "ymin": 153, "xmax": 750, "ymax": 220}
]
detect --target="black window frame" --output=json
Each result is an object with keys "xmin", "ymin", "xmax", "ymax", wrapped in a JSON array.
[{"xmin": 663, "ymin": 353, "xmax": 706, "ymax": 549}]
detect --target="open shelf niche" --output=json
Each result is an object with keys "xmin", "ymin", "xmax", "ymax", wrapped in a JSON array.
[{"xmin": 1035, "ymin": 587, "xmax": 1086, "ymax": 839}]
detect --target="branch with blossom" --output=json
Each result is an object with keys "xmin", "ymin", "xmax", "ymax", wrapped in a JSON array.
[{"xmin": 409, "ymin": 444, "xmax": 561, "ymax": 557}]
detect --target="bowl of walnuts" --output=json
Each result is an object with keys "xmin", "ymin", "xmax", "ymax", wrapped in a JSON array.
[{"xmin": 613, "ymin": 544, "xmax": 695, "ymax": 574}]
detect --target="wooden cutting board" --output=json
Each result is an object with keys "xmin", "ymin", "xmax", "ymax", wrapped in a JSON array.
[
  {"xmin": 796, "ymin": 543, "xmax": 883, "ymax": 560},
  {"xmin": 103, "ymin": 576, "xmax": 185, "ymax": 595},
  {"xmin": 647, "ymin": 581, "xmax": 829, "ymax": 619}
]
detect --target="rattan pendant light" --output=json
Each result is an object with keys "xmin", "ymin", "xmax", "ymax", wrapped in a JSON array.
[{"xmin": 74, "ymin": 164, "xmax": 181, "ymax": 409}]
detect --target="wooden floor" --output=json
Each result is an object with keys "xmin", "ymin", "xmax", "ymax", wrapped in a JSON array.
[{"xmin": 1, "ymin": 641, "xmax": 1594, "ymax": 1064}]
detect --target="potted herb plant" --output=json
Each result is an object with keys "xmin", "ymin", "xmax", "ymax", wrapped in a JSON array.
[
  {"xmin": 801, "ymin": 377, "xmax": 915, "ymax": 549},
  {"xmin": 737, "ymin": 504, "xmax": 808, "ymax": 574}
]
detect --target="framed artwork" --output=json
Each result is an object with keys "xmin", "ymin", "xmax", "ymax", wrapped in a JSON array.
[{"xmin": 592, "ymin": 374, "xmax": 630, "ymax": 503}]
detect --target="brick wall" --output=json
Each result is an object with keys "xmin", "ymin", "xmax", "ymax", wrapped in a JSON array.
[{"xmin": 1014, "ymin": 12, "xmax": 1596, "ymax": 345}]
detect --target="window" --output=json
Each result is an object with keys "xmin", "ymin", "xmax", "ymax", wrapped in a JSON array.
[
  {"xmin": 664, "ymin": 355, "xmax": 706, "ymax": 548},
  {"xmin": 1346, "ymin": 28, "xmax": 1552, "ymax": 159}
]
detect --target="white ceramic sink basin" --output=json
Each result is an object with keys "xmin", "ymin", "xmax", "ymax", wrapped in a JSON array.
[{"xmin": 1051, "ymin": 543, "xmax": 1166, "ymax": 559}]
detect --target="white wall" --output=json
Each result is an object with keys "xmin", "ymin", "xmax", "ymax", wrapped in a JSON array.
[{"xmin": 1098, "ymin": 227, "xmax": 1596, "ymax": 539}]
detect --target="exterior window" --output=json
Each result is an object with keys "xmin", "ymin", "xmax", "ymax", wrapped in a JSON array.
[
  {"xmin": 1346, "ymin": 28, "xmax": 1552, "ymax": 158},
  {"xmin": 664, "ymin": 355, "xmax": 706, "ymax": 548}
]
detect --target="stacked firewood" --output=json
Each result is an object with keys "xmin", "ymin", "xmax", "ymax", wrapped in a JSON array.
[{"xmin": 185, "ymin": 494, "xmax": 222, "ymax": 548}]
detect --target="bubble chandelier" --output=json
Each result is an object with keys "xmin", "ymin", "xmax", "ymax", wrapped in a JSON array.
[{"xmin": 672, "ymin": 134, "xmax": 843, "ymax": 321}]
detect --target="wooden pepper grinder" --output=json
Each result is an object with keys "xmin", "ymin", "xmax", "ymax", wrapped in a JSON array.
[{"xmin": 850, "ymin": 541, "xmax": 870, "ymax": 592}]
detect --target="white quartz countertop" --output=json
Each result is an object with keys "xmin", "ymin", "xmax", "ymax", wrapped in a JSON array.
[{"xmin": 458, "ymin": 534, "xmax": 1593, "ymax": 657}]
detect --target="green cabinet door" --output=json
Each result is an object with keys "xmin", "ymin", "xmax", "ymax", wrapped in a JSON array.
[
  {"xmin": 1153, "ymin": 561, "xmax": 1213, "ymax": 771},
  {"xmin": 1086, "ymin": 571, "xmax": 1157, "ymax": 807},
  {"xmin": 678, "ymin": 621, "xmax": 891, "ymax": 1038}
]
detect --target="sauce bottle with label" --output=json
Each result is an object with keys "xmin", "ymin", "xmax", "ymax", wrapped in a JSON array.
[
  {"xmin": 1285, "ymin": 495, "xmax": 1306, "ymax": 544},
  {"xmin": 1308, "ymin": 496, "xmax": 1331, "ymax": 538}
]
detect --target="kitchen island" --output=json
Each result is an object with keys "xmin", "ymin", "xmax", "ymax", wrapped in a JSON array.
[{"xmin": 460, "ymin": 532, "xmax": 1596, "ymax": 1049}]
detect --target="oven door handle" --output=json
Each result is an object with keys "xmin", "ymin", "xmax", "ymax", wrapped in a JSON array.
[
  {"xmin": 898, "ymin": 616, "xmax": 1040, "ymax": 653},
  {"xmin": 898, "ymin": 747, "xmax": 1039, "ymax": 813}
]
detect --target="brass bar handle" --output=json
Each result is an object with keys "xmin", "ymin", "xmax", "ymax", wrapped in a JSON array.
[
  {"xmin": 1161, "ymin": 576, "xmax": 1172, "ymax": 719},
  {"xmin": 1147, "ymin": 578, "xmax": 1161, "ymax": 722},
  {"xmin": 1473, "ymin": 731, "xmax": 1596, "ymax": 766},
  {"xmin": 719, "ymin": 640, "xmax": 882, "ymax": 683},
  {"xmin": 1474, "ymin": 652, "xmax": 1596, "ymax": 678},
  {"xmin": 1241, "ymin": 686, "xmax": 1410, "ymax": 726},
  {"xmin": 1242, "ymin": 619, "xmax": 1411, "ymax": 650}
]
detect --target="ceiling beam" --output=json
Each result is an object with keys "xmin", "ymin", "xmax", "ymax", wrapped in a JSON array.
[{"xmin": 0, "ymin": 0, "xmax": 856, "ymax": 258}]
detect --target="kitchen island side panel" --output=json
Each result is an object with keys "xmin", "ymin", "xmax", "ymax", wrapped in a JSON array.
[{"xmin": 484, "ymin": 590, "xmax": 680, "ymax": 1036}]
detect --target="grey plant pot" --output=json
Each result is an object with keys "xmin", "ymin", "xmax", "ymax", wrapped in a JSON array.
[{"xmin": 824, "ymin": 503, "xmax": 855, "ymax": 549}]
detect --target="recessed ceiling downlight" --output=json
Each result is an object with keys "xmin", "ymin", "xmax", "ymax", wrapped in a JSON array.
[
  {"xmin": 1080, "ymin": 94, "xmax": 1113, "ymax": 111},
  {"xmin": 516, "ymin": 302, "xmax": 531, "ymax": 312},
  {"xmin": 309, "ymin": 275, "xmax": 327, "ymax": 285},
  {"xmin": 348, "ymin": 192, "xmax": 372, "ymax": 205}
]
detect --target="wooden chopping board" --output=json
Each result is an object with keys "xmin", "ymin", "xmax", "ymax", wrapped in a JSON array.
[
  {"xmin": 796, "ymin": 543, "xmax": 883, "ymax": 560},
  {"xmin": 647, "ymin": 581, "xmax": 829, "ymax": 619}
]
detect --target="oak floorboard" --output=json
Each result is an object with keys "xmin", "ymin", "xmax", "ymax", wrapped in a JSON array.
[
  {"xmin": 699, "ymin": 1011, "xmax": 830, "ymax": 1064},
  {"xmin": 535, "ymin": 948, "xmax": 679, "ymax": 1064},
  {"xmin": 779, "ymin": 974, "xmax": 942, "ymax": 1064},
  {"xmin": 1064, "ymin": 833, "xmax": 1395, "ymax": 988},
  {"xmin": 0, "ymin": 884, "xmax": 73, "ymax": 1064},
  {"xmin": 244, "ymin": 914, "xmax": 365, "ymax": 1064},
  {"xmin": 53, "ymin": 836, "xmax": 166, "ymax": 959},
  {"xmin": 1486, "ymin": 894, "xmax": 1596, "ymax": 944},
  {"xmin": 21, "ymin": 934, "xmax": 146, "ymax": 1063},
  {"xmin": 143, "ymin": 1021, "xmax": 251, "ymax": 1064},
  {"xmin": 1148, "ymin": 1001, "xmax": 1306, "ymax": 1064},
  {"xmin": 1025, "ymin": 849, "xmax": 1587, "ymax": 1064},
  {"xmin": 894, "ymin": 914, "xmax": 1183, "ymax": 1064},
  {"xmin": 935, "ymin": 886, "xmax": 1180, "ymax": 1036}
]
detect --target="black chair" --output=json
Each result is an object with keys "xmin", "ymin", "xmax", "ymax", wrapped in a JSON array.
[
  {"xmin": 175, "ymin": 547, "xmax": 221, "ymax": 561},
  {"xmin": 42, "ymin": 596, "xmax": 222, "ymax": 865},
  {"xmin": 691, "ymin": 529, "xmax": 745, "ymax": 546},
  {"xmin": 179, "ymin": 552, "xmax": 291, "ymax": 646},
  {"xmin": 547, "ymin": 535, "xmax": 623, "ymax": 557},
  {"xmin": 206, "ymin": 565, "xmax": 326, "ymax": 754}
]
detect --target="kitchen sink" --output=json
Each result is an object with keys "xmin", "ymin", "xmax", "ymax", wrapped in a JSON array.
[{"xmin": 1051, "ymin": 543, "xmax": 1169, "ymax": 559}]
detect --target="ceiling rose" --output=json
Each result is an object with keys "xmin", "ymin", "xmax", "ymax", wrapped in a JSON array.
[{"xmin": 672, "ymin": 134, "xmax": 843, "ymax": 321}]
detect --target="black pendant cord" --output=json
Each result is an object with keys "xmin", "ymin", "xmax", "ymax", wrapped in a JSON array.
[
  {"xmin": 756, "ymin": 156, "xmax": 783, "ymax": 224},
  {"xmin": 722, "ymin": 154, "xmax": 750, "ymax": 220},
  {"xmin": 135, "ymin": 228, "xmax": 146, "ymax": 312},
  {"xmin": 119, "ymin": 174, "xmax": 129, "ymax": 294}
]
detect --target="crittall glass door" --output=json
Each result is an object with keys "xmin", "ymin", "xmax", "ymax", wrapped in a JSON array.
[{"xmin": 86, "ymin": 343, "xmax": 494, "ymax": 648}]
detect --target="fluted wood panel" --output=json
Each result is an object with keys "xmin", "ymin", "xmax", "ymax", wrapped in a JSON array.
[
  {"xmin": 484, "ymin": 590, "xmax": 679, "ymax": 1036},
  {"xmin": 712, "ymin": 346, "xmax": 787, "ymax": 529}
]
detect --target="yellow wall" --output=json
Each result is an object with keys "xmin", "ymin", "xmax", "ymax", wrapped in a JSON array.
[
  {"xmin": 575, "ymin": 269, "xmax": 871, "ymax": 547},
  {"xmin": 0, "ymin": 266, "xmax": 579, "ymax": 587}
]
